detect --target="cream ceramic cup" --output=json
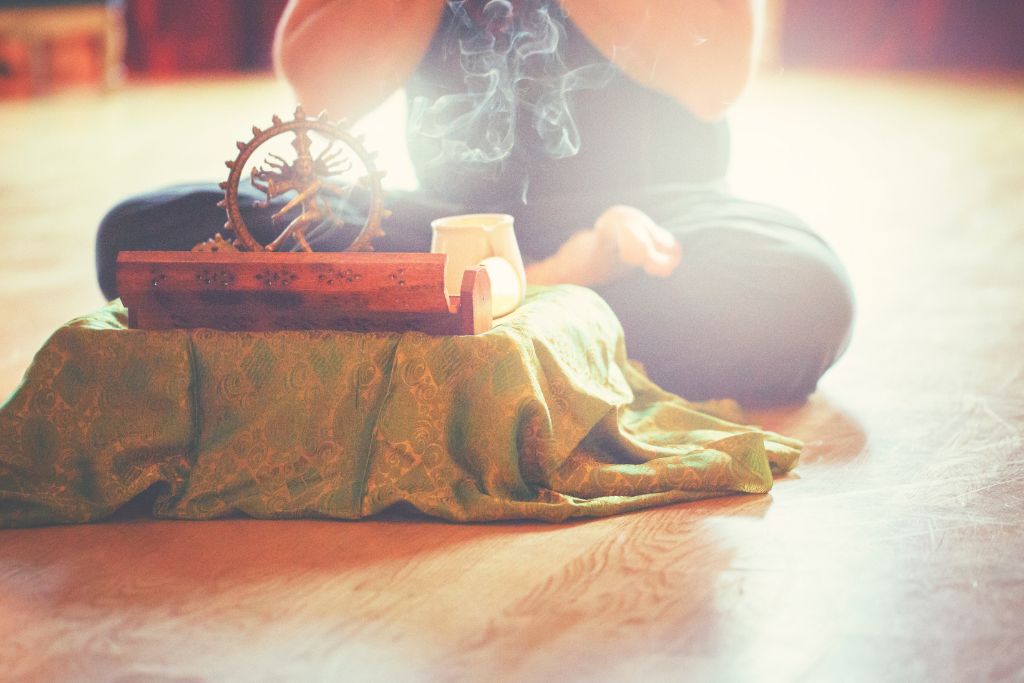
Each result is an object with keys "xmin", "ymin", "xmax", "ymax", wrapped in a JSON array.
[{"xmin": 430, "ymin": 213, "xmax": 527, "ymax": 318}]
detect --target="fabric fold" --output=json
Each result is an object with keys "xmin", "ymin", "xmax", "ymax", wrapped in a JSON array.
[{"xmin": 0, "ymin": 285, "xmax": 800, "ymax": 527}]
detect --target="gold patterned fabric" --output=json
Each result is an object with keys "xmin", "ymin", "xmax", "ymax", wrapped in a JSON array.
[{"xmin": 0, "ymin": 286, "xmax": 800, "ymax": 527}]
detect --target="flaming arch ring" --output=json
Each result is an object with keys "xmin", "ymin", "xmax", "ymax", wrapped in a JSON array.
[{"xmin": 216, "ymin": 105, "xmax": 386, "ymax": 253}]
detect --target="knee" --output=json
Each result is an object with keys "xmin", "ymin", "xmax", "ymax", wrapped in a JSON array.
[
  {"xmin": 715, "ymin": 242, "xmax": 855, "ymax": 404},
  {"xmin": 95, "ymin": 198, "xmax": 137, "ymax": 301},
  {"xmin": 94, "ymin": 184, "xmax": 227, "ymax": 300},
  {"xmin": 602, "ymin": 232, "xmax": 855, "ymax": 406},
  {"xmin": 761, "ymin": 246, "xmax": 854, "ymax": 399},
  {"xmin": 717, "ymin": 249, "xmax": 853, "ymax": 404}
]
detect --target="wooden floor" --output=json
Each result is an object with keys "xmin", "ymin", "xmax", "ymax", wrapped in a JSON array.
[{"xmin": 1, "ymin": 71, "xmax": 1023, "ymax": 682}]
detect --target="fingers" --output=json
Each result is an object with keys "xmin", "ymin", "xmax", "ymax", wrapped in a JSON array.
[
  {"xmin": 641, "ymin": 221, "xmax": 682, "ymax": 278},
  {"xmin": 528, "ymin": 205, "xmax": 683, "ymax": 289},
  {"xmin": 640, "ymin": 238, "xmax": 682, "ymax": 278},
  {"xmin": 595, "ymin": 205, "xmax": 683, "ymax": 278},
  {"xmin": 648, "ymin": 220, "xmax": 679, "ymax": 252}
]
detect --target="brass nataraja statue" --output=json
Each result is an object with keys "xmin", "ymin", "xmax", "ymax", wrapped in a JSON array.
[{"xmin": 195, "ymin": 104, "xmax": 387, "ymax": 254}]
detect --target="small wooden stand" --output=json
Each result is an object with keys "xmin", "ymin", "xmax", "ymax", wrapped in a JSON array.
[{"xmin": 117, "ymin": 251, "xmax": 492, "ymax": 335}]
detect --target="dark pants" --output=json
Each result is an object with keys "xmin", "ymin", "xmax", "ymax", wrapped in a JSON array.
[{"xmin": 95, "ymin": 182, "xmax": 853, "ymax": 406}]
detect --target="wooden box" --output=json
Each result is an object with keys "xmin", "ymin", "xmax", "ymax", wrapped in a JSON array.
[{"xmin": 116, "ymin": 251, "xmax": 492, "ymax": 335}]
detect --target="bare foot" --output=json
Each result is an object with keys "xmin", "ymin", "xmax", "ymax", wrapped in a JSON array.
[{"xmin": 526, "ymin": 205, "xmax": 682, "ymax": 286}]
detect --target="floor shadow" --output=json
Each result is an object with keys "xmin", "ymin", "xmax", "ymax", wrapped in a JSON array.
[{"xmin": 747, "ymin": 391, "xmax": 868, "ymax": 465}]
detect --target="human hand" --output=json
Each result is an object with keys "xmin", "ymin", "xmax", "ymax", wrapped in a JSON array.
[
  {"xmin": 594, "ymin": 204, "xmax": 682, "ymax": 278},
  {"xmin": 525, "ymin": 204, "xmax": 682, "ymax": 287}
]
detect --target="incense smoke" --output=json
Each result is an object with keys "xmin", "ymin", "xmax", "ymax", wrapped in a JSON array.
[{"xmin": 408, "ymin": 0, "xmax": 612, "ymax": 169}]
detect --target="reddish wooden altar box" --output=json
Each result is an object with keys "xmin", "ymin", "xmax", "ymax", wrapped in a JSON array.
[{"xmin": 116, "ymin": 251, "xmax": 492, "ymax": 335}]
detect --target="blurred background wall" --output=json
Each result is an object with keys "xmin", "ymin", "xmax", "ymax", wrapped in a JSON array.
[
  {"xmin": 121, "ymin": 0, "xmax": 286, "ymax": 75},
  {"xmin": 1, "ymin": 0, "xmax": 1022, "ymax": 97},
  {"xmin": 782, "ymin": 0, "xmax": 1024, "ymax": 70},
  {"xmin": 0, "ymin": 0, "xmax": 287, "ymax": 96}
]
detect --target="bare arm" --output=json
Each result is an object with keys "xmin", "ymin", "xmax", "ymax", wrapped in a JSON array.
[
  {"xmin": 562, "ymin": 0, "xmax": 765, "ymax": 120},
  {"xmin": 273, "ymin": 0, "xmax": 443, "ymax": 120}
]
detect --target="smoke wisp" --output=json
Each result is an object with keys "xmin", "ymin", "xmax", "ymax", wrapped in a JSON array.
[{"xmin": 408, "ymin": 0, "xmax": 612, "ymax": 168}]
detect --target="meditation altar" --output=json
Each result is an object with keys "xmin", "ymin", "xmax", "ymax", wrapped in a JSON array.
[{"xmin": 0, "ymin": 107, "xmax": 799, "ymax": 527}]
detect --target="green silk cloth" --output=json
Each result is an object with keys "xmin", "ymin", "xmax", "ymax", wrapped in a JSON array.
[{"xmin": 0, "ymin": 285, "xmax": 799, "ymax": 527}]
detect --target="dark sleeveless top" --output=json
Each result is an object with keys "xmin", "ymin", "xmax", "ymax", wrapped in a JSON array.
[{"xmin": 404, "ymin": 2, "xmax": 730, "ymax": 207}]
